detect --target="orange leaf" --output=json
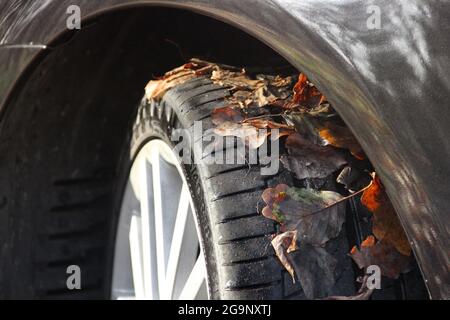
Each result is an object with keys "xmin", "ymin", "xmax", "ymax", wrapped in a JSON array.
[
  {"xmin": 350, "ymin": 236, "xmax": 412, "ymax": 279},
  {"xmin": 361, "ymin": 235, "xmax": 376, "ymax": 248},
  {"xmin": 318, "ymin": 123, "xmax": 365, "ymax": 160},
  {"xmin": 211, "ymin": 106, "xmax": 244, "ymax": 125},
  {"xmin": 360, "ymin": 176, "xmax": 382, "ymax": 212},
  {"xmin": 361, "ymin": 176, "xmax": 411, "ymax": 256},
  {"xmin": 292, "ymin": 73, "xmax": 324, "ymax": 107}
]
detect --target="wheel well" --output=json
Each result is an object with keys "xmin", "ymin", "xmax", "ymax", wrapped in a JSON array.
[
  {"xmin": 2, "ymin": 5, "xmax": 296, "ymax": 162},
  {"xmin": 39, "ymin": 5, "xmax": 294, "ymax": 107}
]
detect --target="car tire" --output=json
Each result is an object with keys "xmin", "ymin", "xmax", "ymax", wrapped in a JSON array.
[{"xmin": 121, "ymin": 75, "xmax": 355, "ymax": 299}]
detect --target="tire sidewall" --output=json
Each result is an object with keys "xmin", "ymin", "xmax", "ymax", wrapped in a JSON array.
[{"xmin": 111, "ymin": 99, "xmax": 220, "ymax": 299}]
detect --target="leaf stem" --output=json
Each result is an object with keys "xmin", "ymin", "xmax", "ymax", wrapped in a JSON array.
[
  {"xmin": 241, "ymin": 113, "xmax": 286, "ymax": 123},
  {"xmin": 292, "ymin": 184, "xmax": 371, "ymax": 230}
]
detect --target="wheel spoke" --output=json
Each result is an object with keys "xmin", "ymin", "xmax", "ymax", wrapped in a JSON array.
[
  {"xmin": 151, "ymin": 150, "xmax": 167, "ymax": 299},
  {"xmin": 178, "ymin": 255, "xmax": 206, "ymax": 300},
  {"xmin": 166, "ymin": 183, "xmax": 191, "ymax": 298},
  {"xmin": 129, "ymin": 216, "xmax": 144, "ymax": 299},
  {"xmin": 139, "ymin": 157, "xmax": 156, "ymax": 299},
  {"xmin": 113, "ymin": 140, "xmax": 209, "ymax": 301}
]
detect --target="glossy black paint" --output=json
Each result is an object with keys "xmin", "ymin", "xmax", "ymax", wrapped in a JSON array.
[{"xmin": 0, "ymin": 0, "xmax": 449, "ymax": 299}]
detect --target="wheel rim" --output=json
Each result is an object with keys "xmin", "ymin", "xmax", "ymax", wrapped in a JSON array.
[{"xmin": 111, "ymin": 139, "xmax": 208, "ymax": 300}]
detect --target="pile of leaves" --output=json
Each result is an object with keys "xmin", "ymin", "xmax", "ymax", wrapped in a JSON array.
[{"xmin": 145, "ymin": 59, "xmax": 413, "ymax": 299}]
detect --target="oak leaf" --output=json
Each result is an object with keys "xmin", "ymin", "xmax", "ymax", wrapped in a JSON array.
[
  {"xmin": 145, "ymin": 63, "xmax": 201, "ymax": 101},
  {"xmin": 262, "ymin": 184, "xmax": 346, "ymax": 246},
  {"xmin": 212, "ymin": 106, "xmax": 292, "ymax": 149},
  {"xmin": 284, "ymin": 110, "xmax": 365, "ymax": 160},
  {"xmin": 280, "ymin": 133, "xmax": 347, "ymax": 180}
]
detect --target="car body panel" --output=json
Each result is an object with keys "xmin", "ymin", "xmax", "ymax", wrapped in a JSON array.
[{"xmin": 0, "ymin": 0, "xmax": 449, "ymax": 298}]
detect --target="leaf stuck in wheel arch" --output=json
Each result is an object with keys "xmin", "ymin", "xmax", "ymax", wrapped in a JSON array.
[
  {"xmin": 280, "ymin": 133, "xmax": 347, "ymax": 180},
  {"xmin": 271, "ymin": 231, "xmax": 298, "ymax": 280},
  {"xmin": 349, "ymin": 236, "xmax": 412, "ymax": 279},
  {"xmin": 262, "ymin": 184, "xmax": 346, "ymax": 246},
  {"xmin": 361, "ymin": 175, "xmax": 412, "ymax": 256},
  {"xmin": 262, "ymin": 184, "xmax": 347, "ymax": 297}
]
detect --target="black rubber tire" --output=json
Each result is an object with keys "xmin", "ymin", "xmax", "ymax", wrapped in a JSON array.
[{"xmin": 131, "ymin": 76, "xmax": 354, "ymax": 299}]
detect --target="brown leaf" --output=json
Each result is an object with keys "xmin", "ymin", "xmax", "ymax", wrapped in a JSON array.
[
  {"xmin": 261, "ymin": 184, "xmax": 289, "ymax": 221},
  {"xmin": 324, "ymin": 288, "xmax": 373, "ymax": 300},
  {"xmin": 282, "ymin": 110, "xmax": 332, "ymax": 145},
  {"xmin": 272, "ymin": 231, "xmax": 341, "ymax": 298},
  {"xmin": 145, "ymin": 63, "xmax": 202, "ymax": 101},
  {"xmin": 211, "ymin": 68, "xmax": 264, "ymax": 91},
  {"xmin": 211, "ymin": 69, "xmax": 295, "ymax": 108},
  {"xmin": 289, "ymin": 244, "xmax": 338, "ymax": 299},
  {"xmin": 271, "ymin": 75, "xmax": 294, "ymax": 88},
  {"xmin": 244, "ymin": 118, "xmax": 292, "ymax": 130},
  {"xmin": 212, "ymin": 107, "xmax": 292, "ymax": 149},
  {"xmin": 318, "ymin": 122, "xmax": 365, "ymax": 160},
  {"xmin": 292, "ymin": 73, "xmax": 324, "ymax": 108},
  {"xmin": 361, "ymin": 176, "xmax": 412, "ymax": 256},
  {"xmin": 280, "ymin": 133, "xmax": 347, "ymax": 180},
  {"xmin": 211, "ymin": 106, "xmax": 244, "ymax": 125},
  {"xmin": 270, "ymin": 129, "xmax": 294, "ymax": 141},
  {"xmin": 211, "ymin": 106, "xmax": 265, "ymax": 148},
  {"xmin": 350, "ymin": 236, "xmax": 412, "ymax": 279},
  {"xmin": 262, "ymin": 184, "xmax": 346, "ymax": 246},
  {"xmin": 214, "ymin": 121, "xmax": 268, "ymax": 149},
  {"xmin": 284, "ymin": 111, "xmax": 365, "ymax": 160},
  {"xmin": 271, "ymin": 231, "xmax": 298, "ymax": 280}
]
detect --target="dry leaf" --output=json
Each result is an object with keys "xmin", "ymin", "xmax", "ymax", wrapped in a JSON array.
[
  {"xmin": 261, "ymin": 184, "xmax": 349, "ymax": 298},
  {"xmin": 262, "ymin": 184, "xmax": 346, "ymax": 246},
  {"xmin": 211, "ymin": 106, "xmax": 244, "ymax": 125},
  {"xmin": 292, "ymin": 73, "xmax": 324, "ymax": 108},
  {"xmin": 289, "ymin": 244, "xmax": 338, "ymax": 299},
  {"xmin": 211, "ymin": 69, "xmax": 295, "ymax": 108},
  {"xmin": 350, "ymin": 236, "xmax": 412, "ymax": 279},
  {"xmin": 318, "ymin": 122, "xmax": 365, "ymax": 160},
  {"xmin": 145, "ymin": 63, "xmax": 201, "ymax": 101},
  {"xmin": 361, "ymin": 176, "xmax": 412, "ymax": 256},
  {"xmin": 212, "ymin": 106, "xmax": 292, "ymax": 149},
  {"xmin": 261, "ymin": 184, "xmax": 289, "ymax": 222},
  {"xmin": 284, "ymin": 110, "xmax": 365, "ymax": 160},
  {"xmin": 271, "ymin": 231, "xmax": 298, "ymax": 280},
  {"xmin": 280, "ymin": 133, "xmax": 347, "ymax": 180},
  {"xmin": 214, "ymin": 121, "xmax": 268, "ymax": 149},
  {"xmin": 244, "ymin": 118, "xmax": 292, "ymax": 130},
  {"xmin": 211, "ymin": 68, "xmax": 264, "ymax": 90}
]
